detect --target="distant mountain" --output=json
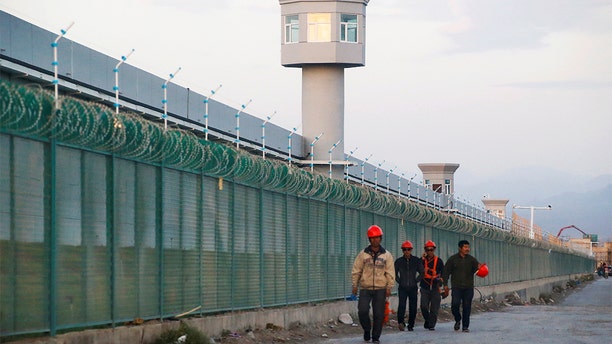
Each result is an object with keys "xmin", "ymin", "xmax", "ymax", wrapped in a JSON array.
[
  {"xmin": 455, "ymin": 167, "xmax": 612, "ymax": 241},
  {"xmin": 535, "ymin": 185, "xmax": 612, "ymax": 241}
]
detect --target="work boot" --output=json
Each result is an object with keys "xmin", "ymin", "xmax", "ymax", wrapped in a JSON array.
[
  {"xmin": 454, "ymin": 321, "xmax": 461, "ymax": 331},
  {"xmin": 398, "ymin": 323, "xmax": 405, "ymax": 331},
  {"xmin": 462, "ymin": 328, "xmax": 470, "ymax": 333},
  {"xmin": 364, "ymin": 330, "xmax": 371, "ymax": 342},
  {"xmin": 407, "ymin": 326, "xmax": 414, "ymax": 331}
]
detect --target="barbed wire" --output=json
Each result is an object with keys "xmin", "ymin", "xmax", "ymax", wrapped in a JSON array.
[{"xmin": 0, "ymin": 79, "xmax": 584, "ymax": 256}]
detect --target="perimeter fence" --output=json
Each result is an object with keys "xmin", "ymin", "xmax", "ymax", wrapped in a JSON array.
[{"xmin": 0, "ymin": 80, "xmax": 593, "ymax": 338}]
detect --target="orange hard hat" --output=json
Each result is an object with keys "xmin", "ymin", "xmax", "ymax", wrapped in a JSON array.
[
  {"xmin": 476, "ymin": 263, "xmax": 489, "ymax": 278},
  {"xmin": 424, "ymin": 240, "xmax": 436, "ymax": 248},
  {"xmin": 367, "ymin": 225, "xmax": 383, "ymax": 238},
  {"xmin": 401, "ymin": 241, "xmax": 413, "ymax": 249}
]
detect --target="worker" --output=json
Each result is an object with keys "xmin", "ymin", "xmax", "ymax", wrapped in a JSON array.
[
  {"xmin": 442, "ymin": 240, "xmax": 484, "ymax": 333},
  {"xmin": 352, "ymin": 225, "xmax": 395, "ymax": 343},
  {"xmin": 394, "ymin": 240, "xmax": 423, "ymax": 331},
  {"xmin": 420, "ymin": 240, "xmax": 445, "ymax": 331}
]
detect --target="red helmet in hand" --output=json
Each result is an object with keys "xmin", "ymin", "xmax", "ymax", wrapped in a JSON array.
[{"xmin": 476, "ymin": 263, "xmax": 489, "ymax": 278}]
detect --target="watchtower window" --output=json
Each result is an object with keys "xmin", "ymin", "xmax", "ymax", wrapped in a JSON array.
[
  {"xmin": 307, "ymin": 13, "xmax": 331, "ymax": 42},
  {"xmin": 340, "ymin": 14, "xmax": 358, "ymax": 42},
  {"xmin": 285, "ymin": 15, "xmax": 299, "ymax": 43}
]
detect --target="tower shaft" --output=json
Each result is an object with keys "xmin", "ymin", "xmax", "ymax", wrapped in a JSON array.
[{"xmin": 302, "ymin": 65, "xmax": 344, "ymax": 177}]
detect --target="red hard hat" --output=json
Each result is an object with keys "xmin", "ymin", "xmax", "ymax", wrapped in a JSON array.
[
  {"xmin": 401, "ymin": 241, "xmax": 413, "ymax": 249},
  {"xmin": 476, "ymin": 263, "xmax": 489, "ymax": 278},
  {"xmin": 367, "ymin": 225, "xmax": 383, "ymax": 238},
  {"xmin": 424, "ymin": 240, "xmax": 436, "ymax": 248}
]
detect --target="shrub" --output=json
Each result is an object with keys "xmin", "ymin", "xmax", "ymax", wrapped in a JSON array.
[{"xmin": 155, "ymin": 322, "xmax": 210, "ymax": 344}]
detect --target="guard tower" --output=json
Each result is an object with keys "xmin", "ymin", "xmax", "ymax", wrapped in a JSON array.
[
  {"xmin": 417, "ymin": 163, "xmax": 460, "ymax": 195},
  {"xmin": 482, "ymin": 197, "xmax": 509, "ymax": 219},
  {"xmin": 279, "ymin": 0, "xmax": 370, "ymax": 178}
]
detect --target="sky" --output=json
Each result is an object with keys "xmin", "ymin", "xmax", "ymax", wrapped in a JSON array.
[{"xmin": 1, "ymin": 1, "xmax": 611, "ymax": 183}]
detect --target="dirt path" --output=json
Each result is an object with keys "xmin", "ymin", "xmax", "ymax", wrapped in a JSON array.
[{"xmin": 215, "ymin": 276, "xmax": 596, "ymax": 343}]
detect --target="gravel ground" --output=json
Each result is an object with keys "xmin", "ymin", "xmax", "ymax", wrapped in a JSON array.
[{"xmin": 214, "ymin": 275, "xmax": 601, "ymax": 344}]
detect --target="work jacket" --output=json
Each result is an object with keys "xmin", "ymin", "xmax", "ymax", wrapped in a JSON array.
[
  {"xmin": 352, "ymin": 245, "xmax": 395, "ymax": 291},
  {"xmin": 394, "ymin": 255, "xmax": 423, "ymax": 289},
  {"xmin": 442, "ymin": 253, "xmax": 479, "ymax": 288}
]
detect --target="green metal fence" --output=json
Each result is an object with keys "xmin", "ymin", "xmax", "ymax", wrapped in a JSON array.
[{"xmin": 0, "ymin": 80, "xmax": 594, "ymax": 338}]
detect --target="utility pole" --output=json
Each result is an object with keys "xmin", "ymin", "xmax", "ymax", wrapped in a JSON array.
[{"xmin": 512, "ymin": 204, "xmax": 552, "ymax": 239}]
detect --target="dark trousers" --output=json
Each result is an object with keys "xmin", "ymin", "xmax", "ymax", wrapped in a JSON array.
[
  {"xmin": 451, "ymin": 287, "xmax": 474, "ymax": 329},
  {"xmin": 396, "ymin": 286, "xmax": 418, "ymax": 327},
  {"xmin": 358, "ymin": 289, "xmax": 386, "ymax": 341},
  {"xmin": 420, "ymin": 287, "xmax": 441, "ymax": 328}
]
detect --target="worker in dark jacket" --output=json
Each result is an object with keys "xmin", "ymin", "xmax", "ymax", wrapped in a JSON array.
[
  {"xmin": 394, "ymin": 240, "xmax": 423, "ymax": 331},
  {"xmin": 442, "ymin": 240, "xmax": 483, "ymax": 333},
  {"xmin": 420, "ymin": 240, "xmax": 445, "ymax": 331}
]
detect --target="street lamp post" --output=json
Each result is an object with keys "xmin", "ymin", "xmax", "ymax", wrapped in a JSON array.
[{"xmin": 512, "ymin": 204, "xmax": 552, "ymax": 239}]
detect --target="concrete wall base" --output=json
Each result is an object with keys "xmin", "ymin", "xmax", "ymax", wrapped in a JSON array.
[
  {"xmin": 474, "ymin": 274, "xmax": 582, "ymax": 303},
  {"xmin": 7, "ymin": 274, "xmax": 585, "ymax": 344}
]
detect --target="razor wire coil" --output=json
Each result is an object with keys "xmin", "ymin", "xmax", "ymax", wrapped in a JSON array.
[{"xmin": 0, "ymin": 79, "xmax": 577, "ymax": 252}]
